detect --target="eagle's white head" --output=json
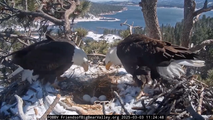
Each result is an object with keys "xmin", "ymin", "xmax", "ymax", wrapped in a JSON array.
[
  {"xmin": 105, "ymin": 47, "xmax": 122, "ymax": 70},
  {"xmin": 72, "ymin": 46, "xmax": 89, "ymax": 72}
]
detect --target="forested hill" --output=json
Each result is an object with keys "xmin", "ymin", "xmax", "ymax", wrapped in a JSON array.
[
  {"xmin": 101, "ymin": 0, "xmax": 213, "ymax": 8},
  {"xmin": 89, "ymin": 2, "xmax": 125, "ymax": 16}
]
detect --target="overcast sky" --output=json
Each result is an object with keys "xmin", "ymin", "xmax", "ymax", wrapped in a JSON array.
[{"xmin": 89, "ymin": 0, "xmax": 128, "ymax": 2}]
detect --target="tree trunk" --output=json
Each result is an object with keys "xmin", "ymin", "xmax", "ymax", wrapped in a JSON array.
[
  {"xmin": 139, "ymin": 0, "xmax": 162, "ymax": 40},
  {"xmin": 181, "ymin": 0, "xmax": 196, "ymax": 48},
  {"xmin": 64, "ymin": 1, "xmax": 77, "ymax": 41}
]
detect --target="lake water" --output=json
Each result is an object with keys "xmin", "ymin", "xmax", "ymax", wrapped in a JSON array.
[{"xmin": 74, "ymin": 6, "xmax": 213, "ymax": 33}]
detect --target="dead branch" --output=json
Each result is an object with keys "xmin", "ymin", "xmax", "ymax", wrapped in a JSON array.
[
  {"xmin": 14, "ymin": 94, "xmax": 27, "ymax": 120},
  {"xmin": 197, "ymin": 87, "xmax": 204, "ymax": 115},
  {"xmin": 184, "ymin": 95, "xmax": 205, "ymax": 120},
  {"xmin": 87, "ymin": 54, "xmax": 106, "ymax": 57},
  {"xmin": 7, "ymin": 67, "xmax": 24, "ymax": 79},
  {"xmin": 17, "ymin": 38, "xmax": 30, "ymax": 46},
  {"xmin": 39, "ymin": 94, "xmax": 61, "ymax": 120},
  {"xmin": 102, "ymin": 102, "xmax": 106, "ymax": 115},
  {"xmin": 113, "ymin": 91, "xmax": 130, "ymax": 115},
  {"xmin": 58, "ymin": 101, "xmax": 89, "ymax": 115},
  {"xmin": 189, "ymin": 39, "xmax": 213, "ymax": 52},
  {"xmin": 167, "ymin": 100, "xmax": 176, "ymax": 115},
  {"xmin": 193, "ymin": 0, "xmax": 213, "ymax": 17},
  {"xmin": 120, "ymin": 20, "xmax": 142, "ymax": 34}
]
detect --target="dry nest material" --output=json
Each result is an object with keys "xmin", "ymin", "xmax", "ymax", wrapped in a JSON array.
[
  {"xmin": 58, "ymin": 72, "xmax": 119, "ymax": 104},
  {"xmin": 134, "ymin": 76, "xmax": 213, "ymax": 119}
]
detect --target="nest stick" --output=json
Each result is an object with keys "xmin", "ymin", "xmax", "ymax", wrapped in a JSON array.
[
  {"xmin": 113, "ymin": 91, "xmax": 130, "ymax": 115},
  {"xmin": 14, "ymin": 94, "xmax": 27, "ymax": 120},
  {"xmin": 58, "ymin": 101, "xmax": 89, "ymax": 115},
  {"xmin": 197, "ymin": 87, "xmax": 204, "ymax": 115},
  {"xmin": 167, "ymin": 100, "xmax": 176, "ymax": 115},
  {"xmin": 102, "ymin": 102, "xmax": 106, "ymax": 115},
  {"xmin": 39, "ymin": 94, "xmax": 61, "ymax": 120}
]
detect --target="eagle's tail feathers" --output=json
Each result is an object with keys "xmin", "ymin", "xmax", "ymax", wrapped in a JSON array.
[{"xmin": 173, "ymin": 60, "xmax": 205, "ymax": 67}]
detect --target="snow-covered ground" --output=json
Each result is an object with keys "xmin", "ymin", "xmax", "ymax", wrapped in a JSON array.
[
  {"xmin": 85, "ymin": 31, "xmax": 122, "ymax": 43},
  {"xmin": 74, "ymin": 15, "xmax": 120, "ymax": 23}
]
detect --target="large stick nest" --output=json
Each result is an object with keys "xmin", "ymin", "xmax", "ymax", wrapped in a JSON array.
[{"xmin": 0, "ymin": 67, "xmax": 213, "ymax": 120}]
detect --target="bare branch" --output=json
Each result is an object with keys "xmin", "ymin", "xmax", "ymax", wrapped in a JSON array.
[
  {"xmin": 189, "ymin": 39, "xmax": 213, "ymax": 52},
  {"xmin": 87, "ymin": 54, "xmax": 106, "ymax": 57},
  {"xmin": 197, "ymin": 87, "xmax": 204, "ymax": 115},
  {"xmin": 64, "ymin": 0, "xmax": 78, "ymax": 35},
  {"xmin": 7, "ymin": 67, "xmax": 24, "ymax": 79},
  {"xmin": 113, "ymin": 91, "xmax": 130, "ymax": 115},
  {"xmin": 39, "ymin": 94, "xmax": 61, "ymax": 120},
  {"xmin": 193, "ymin": 0, "xmax": 213, "ymax": 17},
  {"xmin": 18, "ymin": 10, "xmax": 63, "ymax": 25},
  {"xmin": 58, "ymin": 101, "xmax": 90, "ymax": 115},
  {"xmin": 120, "ymin": 20, "xmax": 142, "ymax": 34},
  {"xmin": 17, "ymin": 38, "xmax": 30, "ymax": 46},
  {"xmin": 14, "ymin": 94, "xmax": 27, "ymax": 120}
]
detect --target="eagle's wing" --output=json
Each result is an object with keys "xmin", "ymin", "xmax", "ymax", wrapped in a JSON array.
[
  {"xmin": 21, "ymin": 42, "xmax": 73, "ymax": 75},
  {"xmin": 121, "ymin": 34, "xmax": 196, "ymax": 66}
]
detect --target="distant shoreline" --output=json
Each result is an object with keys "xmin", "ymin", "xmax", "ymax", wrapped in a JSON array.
[
  {"xmin": 98, "ymin": 7, "xmax": 128, "ymax": 16},
  {"xmin": 74, "ymin": 7, "xmax": 128, "ymax": 23}
]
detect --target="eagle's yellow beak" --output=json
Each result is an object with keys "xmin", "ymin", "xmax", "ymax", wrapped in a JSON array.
[
  {"xmin": 105, "ymin": 61, "xmax": 112, "ymax": 70},
  {"xmin": 82, "ymin": 62, "xmax": 89, "ymax": 72}
]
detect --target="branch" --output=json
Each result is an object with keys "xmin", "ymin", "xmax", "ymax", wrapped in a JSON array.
[
  {"xmin": 15, "ymin": 6, "xmax": 63, "ymax": 25},
  {"xmin": 189, "ymin": 39, "xmax": 213, "ymax": 52},
  {"xmin": 193, "ymin": 0, "xmax": 213, "ymax": 17},
  {"xmin": 7, "ymin": 67, "xmax": 24, "ymax": 79},
  {"xmin": 87, "ymin": 54, "xmax": 106, "ymax": 57},
  {"xmin": 58, "ymin": 101, "xmax": 89, "ymax": 115},
  {"xmin": 184, "ymin": 95, "xmax": 205, "ymax": 120},
  {"xmin": 17, "ymin": 38, "xmax": 30, "ymax": 46},
  {"xmin": 113, "ymin": 91, "xmax": 130, "ymax": 115},
  {"xmin": 39, "ymin": 94, "xmax": 61, "ymax": 120},
  {"xmin": 120, "ymin": 20, "xmax": 141, "ymax": 35},
  {"xmin": 64, "ymin": 0, "xmax": 78, "ymax": 34},
  {"xmin": 14, "ymin": 94, "xmax": 27, "ymax": 120},
  {"xmin": 197, "ymin": 87, "xmax": 204, "ymax": 115}
]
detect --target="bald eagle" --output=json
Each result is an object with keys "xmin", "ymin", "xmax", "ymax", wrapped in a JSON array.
[
  {"xmin": 105, "ymin": 34, "xmax": 205, "ymax": 86},
  {"xmin": 9, "ymin": 36, "xmax": 88, "ymax": 85}
]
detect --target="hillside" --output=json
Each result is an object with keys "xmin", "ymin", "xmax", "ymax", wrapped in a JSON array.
[
  {"xmin": 89, "ymin": 2, "xmax": 125, "ymax": 16},
  {"xmin": 101, "ymin": 0, "xmax": 213, "ymax": 8}
]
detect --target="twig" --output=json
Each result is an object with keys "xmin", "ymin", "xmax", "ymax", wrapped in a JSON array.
[
  {"xmin": 7, "ymin": 67, "xmax": 24, "ymax": 79},
  {"xmin": 58, "ymin": 101, "xmax": 89, "ymax": 115},
  {"xmin": 189, "ymin": 39, "xmax": 213, "ymax": 52},
  {"xmin": 102, "ymin": 102, "xmax": 106, "ymax": 115},
  {"xmin": 120, "ymin": 20, "xmax": 141, "ymax": 35},
  {"xmin": 184, "ymin": 94, "xmax": 205, "ymax": 120},
  {"xmin": 193, "ymin": 79, "xmax": 208, "ymax": 87},
  {"xmin": 14, "ymin": 94, "xmax": 27, "ymax": 120},
  {"xmin": 197, "ymin": 87, "xmax": 204, "ymax": 115},
  {"xmin": 113, "ymin": 91, "xmax": 130, "ymax": 115},
  {"xmin": 167, "ymin": 100, "xmax": 176, "ymax": 115},
  {"xmin": 39, "ymin": 94, "xmax": 61, "ymax": 120},
  {"xmin": 176, "ymin": 111, "xmax": 187, "ymax": 119},
  {"xmin": 17, "ymin": 38, "xmax": 30, "ymax": 46}
]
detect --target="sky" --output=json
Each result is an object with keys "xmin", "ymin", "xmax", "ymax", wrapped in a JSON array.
[{"xmin": 89, "ymin": 0, "xmax": 128, "ymax": 2}]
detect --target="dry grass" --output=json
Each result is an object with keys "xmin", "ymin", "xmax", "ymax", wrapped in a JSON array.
[{"xmin": 71, "ymin": 72, "xmax": 120, "ymax": 104}]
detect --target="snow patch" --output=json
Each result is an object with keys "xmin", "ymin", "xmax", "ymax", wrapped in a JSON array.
[{"xmin": 85, "ymin": 31, "xmax": 122, "ymax": 43}]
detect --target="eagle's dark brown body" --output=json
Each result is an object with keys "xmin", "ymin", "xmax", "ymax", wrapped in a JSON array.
[
  {"xmin": 11, "ymin": 37, "xmax": 75, "ymax": 84},
  {"xmin": 116, "ymin": 34, "xmax": 198, "ymax": 85}
]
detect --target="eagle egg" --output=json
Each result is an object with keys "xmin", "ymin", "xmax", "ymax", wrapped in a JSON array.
[
  {"xmin": 98, "ymin": 95, "xmax": 107, "ymax": 101},
  {"xmin": 90, "ymin": 96, "xmax": 98, "ymax": 104},
  {"xmin": 83, "ymin": 94, "xmax": 91, "ymax": 102}
]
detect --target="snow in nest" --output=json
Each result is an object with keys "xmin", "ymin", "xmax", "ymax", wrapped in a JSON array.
[
  {"xmin": 0, "ymin": 65, "xmax": 160, "ymax": 119},
  {"xmin": 85, "ymin": 31, "xmax": 122, "ymax": 43}
]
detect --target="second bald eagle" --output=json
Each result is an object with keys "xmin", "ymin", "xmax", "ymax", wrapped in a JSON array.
[
  {"xmin": 10, "ymin": 36, "xmax": 89, "ymax": 84},
  {"xmin": 105, "ymin": 34, "xmax": 205, "ymax": 86}
]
